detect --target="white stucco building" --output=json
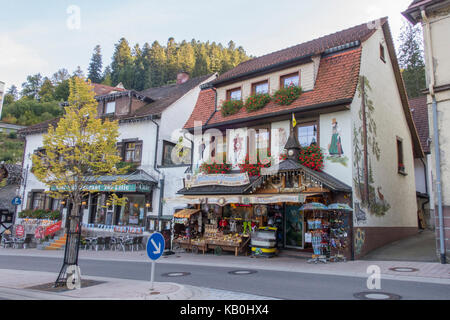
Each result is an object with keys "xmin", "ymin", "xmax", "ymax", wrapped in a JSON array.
[{"xmin": 17, "ymin": 74, "xmax": 216, "ymax": 233}]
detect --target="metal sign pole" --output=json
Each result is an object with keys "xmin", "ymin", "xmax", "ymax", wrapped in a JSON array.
[{"xmin": 150, "ymin": 261, "xmax": 156, "ymax": 290}]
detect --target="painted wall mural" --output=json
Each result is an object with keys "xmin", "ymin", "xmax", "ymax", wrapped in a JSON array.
[
  {"xmin": 353, "ymin": 76, "xmax": 390, "ymax": 217},
  {"xmin": 354, "ymin": 228, "xmax": 366, "ymax": 255},
  {"xmin": 326, "ymin": 118, "xmax": 349, "ymax": 166}
]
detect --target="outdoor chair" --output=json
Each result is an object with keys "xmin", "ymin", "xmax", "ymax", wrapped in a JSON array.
[
  {"xmin": 104, "ymin": 237, "xmax": 111, "ymax": 250},
  {"xmin": 132, "ymin": 237, "xmax": 140, "ymax": 251},
  {"xmin": 134, "ymin": 236, "xmax": 144, "ymax": 251},
  {"xmin": 95, "ymin": 237, "xmax": 105, "ymax": 251},
  {"xmin": 1, "ymin": 235, "xmax": 13, "ymax": 248},
  {"xmin": 110, "ymin": 237, "xmax": 119, "ymax": 251},
  {"xmin": 13, "ymin": 237, "xmax": 25, "ymax": 249},
  {"xmin": 121, "ymin": 237, "xmax": 134, "ymax": 252},
  {"xmin": 23, "ymin": 234, "xmax": 34, "ymax": 249}
]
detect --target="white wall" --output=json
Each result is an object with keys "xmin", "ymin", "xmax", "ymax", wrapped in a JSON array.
[
  {"xmin": 351, "ymin": 27, "xmax": 418, "ymax": 228},
  {"xmin": 320, "ymin": 110, "xmax": 353, "ymax": 186}
]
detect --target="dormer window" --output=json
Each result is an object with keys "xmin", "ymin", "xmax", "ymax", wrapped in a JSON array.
[
  {"xmin": 227, "ymin": 87, "xmax": 242, "ymax": 101},
  {"xmin": 252, "ymin": 80, "xmax": 269, "ymax": 95},
  {"xmin": 105, "ymin": 101, "xmax": 116, "ymax": 114},
  {"xmin": 280, "ymin": 72, "xmax": 300, "ymax": 88}
]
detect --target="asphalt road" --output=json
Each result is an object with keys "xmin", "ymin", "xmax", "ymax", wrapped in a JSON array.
[{"xmin": 0, "ymin": 255, "xmax": 449, "ymax": 300}]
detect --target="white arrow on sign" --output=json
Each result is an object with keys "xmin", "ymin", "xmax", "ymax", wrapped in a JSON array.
[{"xmin": 151, "ymin": 238, "xmax": 161, "ymax": 255}]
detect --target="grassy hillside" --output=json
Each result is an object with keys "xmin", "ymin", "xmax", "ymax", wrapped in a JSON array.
[{"xmin": 0, "ymin": 131, "xmax": 24, "ymax": 164}]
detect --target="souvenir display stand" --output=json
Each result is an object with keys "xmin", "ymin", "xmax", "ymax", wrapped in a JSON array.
[
  {"xmin": 327, "ymin": 203, "xmax": 352, "ymax": 262},
  {"xmin": 172, "ymin": 209, "xmax": 202, "ymax": 252}
]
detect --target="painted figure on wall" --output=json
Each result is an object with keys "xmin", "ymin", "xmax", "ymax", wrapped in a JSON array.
[
  {"xmin": 328, "ymin": 119, "xmax": 344, "ymax": 156},
  {"xmin": 326, "ymin": 118, "xmax": 349, "ymax": 166},
  {"xmin": 278, "ymin": 127, "xmax": 288, "ymax": 153},
  {"xmin": 233, "ymin": 133, "xmax": 244, "ymax": 165}
]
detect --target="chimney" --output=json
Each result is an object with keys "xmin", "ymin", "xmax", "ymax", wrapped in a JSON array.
[{"xmin": 176, "ymin": 72, "xmax": 190, "ymax": 85}]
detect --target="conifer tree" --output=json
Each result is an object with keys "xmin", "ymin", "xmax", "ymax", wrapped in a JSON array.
[{"xmin": 87, "ymin": 45, "xmax": 103, "ymax": 84}]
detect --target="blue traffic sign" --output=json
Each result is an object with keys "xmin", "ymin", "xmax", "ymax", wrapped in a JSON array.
[
  {"xmin": 11, "ymin": 197, "xmax": 22, "ymax": 206},
  {"xmin": 147, "ymin": 232, "xmax": 165, "ymax": 261}
]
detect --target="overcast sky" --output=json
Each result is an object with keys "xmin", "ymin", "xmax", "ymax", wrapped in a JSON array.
[{"xmin": 0, "ymin": 0, "xmax": 414, "ymax": 91}]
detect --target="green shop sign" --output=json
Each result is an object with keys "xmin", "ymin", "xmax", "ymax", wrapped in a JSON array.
[{"xmin": 51, "ymin": 183, "xmax": 151, "ymax": 193}]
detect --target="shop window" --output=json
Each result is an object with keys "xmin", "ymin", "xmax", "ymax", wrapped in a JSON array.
[
  {"xmin": 397, "ymin": 137, "xmax": 405, "ymax": 174},
  {"xmin": 297, "ymin": 122, "xmax": 318, "ymax": 147},
  {"xmin": 118, "ymin": 139, "xmax": 142, "ymax": 164},
  {"xmin": 119, "ymin": 194, "xmax": 146, "ymax": 226},
  {"xmin": 50, "ymin": 198, "xmax": 61, "ymax": 211},
  {"xmin": 31, "ymin": 192, "xmax": 44, "ymax": 210},
  {"xmin": 280, "ymin": 72, "xmax": 300, "ymax": 88},
  {"xmin": 252, "ymin": 80, "xmax": 269, "ymax": 95},
  {"xmin": 105, "ymin": 101, "xmax": 116, "ymax": 114},
  {"xmin": 226, "ymin": 87, "xmax": 242, "ymax": 101},
  {"xmin": 162, "ymin": 141, "xmax": 176, "ymax": 166},
  {"xmin": 247, "ymin": 126, "xmax": 271, "ymax": 158}
]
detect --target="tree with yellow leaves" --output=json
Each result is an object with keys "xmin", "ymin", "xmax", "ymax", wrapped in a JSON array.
[{"xmin": 32, "ymin": 77, "xmax": 126, "ymax": 287}]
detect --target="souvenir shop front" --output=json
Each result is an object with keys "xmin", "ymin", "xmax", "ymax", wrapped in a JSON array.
[
  {"xmin": 175, "ymin": 158, "xmax": 354, "ymax": 261},
  {"xmin": 53, "ymin": 170, "xmax": 157, "ymax": 234}
]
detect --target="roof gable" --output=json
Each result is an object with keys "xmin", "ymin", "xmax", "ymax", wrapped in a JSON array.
[{"xmin": 211, "ymin": 18, "xmax": 386, "ymax": 87}]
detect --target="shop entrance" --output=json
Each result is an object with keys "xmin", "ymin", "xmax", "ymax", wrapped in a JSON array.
[{"xmin": 284, "ymin": 205, "xmax": 304, "ymax": 249}]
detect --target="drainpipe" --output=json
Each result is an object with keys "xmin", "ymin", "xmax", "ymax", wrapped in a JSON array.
[
  {"xmin": 422, "ymin": 8, "xmax": 446, "ymax": 264},
  {"xmin": 149, "ymin": 116, "xmax": 164, "ymax": 229}
]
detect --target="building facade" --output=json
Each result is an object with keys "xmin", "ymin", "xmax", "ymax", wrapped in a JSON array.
[
  {"xmin": 178, "ymin": 18, "xmax": 423, "ymax": 259},
  {"xmin": 403, "ymin": 0, "xmax": 450, "ymax": 263},
  {"xmin": 17, "ymin": 74, "xmax": 215, "ymax": 235}
]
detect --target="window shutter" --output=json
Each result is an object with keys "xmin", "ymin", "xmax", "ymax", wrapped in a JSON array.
[
  {"xmin": 117, "ymin": 142, "xmax": 124, "ymax": 161},
  {"xmin": 26, "ymin": 192, "xmax": 32, "ymax": 210},
  {"xmin": 135, "ymin": 141, "xmax": 143, "ymax": 163}
]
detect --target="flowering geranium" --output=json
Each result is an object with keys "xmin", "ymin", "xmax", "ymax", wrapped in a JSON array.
[
  {"xmin": 273, "ymin": 84, "xmax": 302, "ymax": 106},
  {"xmin": 245, "ymin": 93, "xmax": 271, "ymax": 113},
  {"xmin": 221, "ymin": 99, "xmax": 244, "ymax": 117},
  {"xmin": 239, "ymin": 152, "xmax": 272, "ymax": 177},
  {"xmin": 298, "ymin": 145, "xmax": 324, "ymax": 171},
  {"xmin": 199, "ymin": 160, "xmax": 232, "ymax": 174}
]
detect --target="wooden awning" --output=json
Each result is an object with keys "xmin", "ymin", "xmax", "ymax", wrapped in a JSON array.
[{"xmin": 173, "ymin": 209, "xmax": 200, "ymax": 219}]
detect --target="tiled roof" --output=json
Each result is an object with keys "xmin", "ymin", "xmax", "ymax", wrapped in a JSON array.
[
  {"xmin": 402, "ymin": 0, "xmax": 446, "ymax": 24},
  {"xmin": 211, "ymin": 18, "xmax": 386, "ymax": 86},
  {"xmin": 133, "ymin": 74, "xmax": 214, "ymax": 117},
  {"xmin": 184, "ymin": 48, "xmax": 362, "ymax": 128},
  {"xmin": 19, "ymin": 75, "xmax": 214, "ymax": 135},
  {"xmin": 92, "ymin": 83, "xmax": 126, "ymax": 96},
  {"xmin": 184, "ymin": 88, "xmax": 216, "ymax": 129},
  {"xmin": 409, "ymin": 96, "xmax": 430, "ymax": 153}
]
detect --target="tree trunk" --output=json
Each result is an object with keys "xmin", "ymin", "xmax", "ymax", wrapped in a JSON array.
[{"xmin": 55, "ymin": 201, "xmax": 82, "ymax": 287}]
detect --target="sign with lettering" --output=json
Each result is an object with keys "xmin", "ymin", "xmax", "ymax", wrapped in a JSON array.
[
  {"xmin": 15, "ymin": 225, "xmax": 25, "ymax": 238},
  {"xmin": 51, "ymin": 183, "xmax": 151, "ymax": 193},
  {"xmin": 185, "ymin": 173, "xmax": 250, "ymax": 188},
  {"xmin": 44, "ymin": 221, "xmax": 62, "ymax": 237}
]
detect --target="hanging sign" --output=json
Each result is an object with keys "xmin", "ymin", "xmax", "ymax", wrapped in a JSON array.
[
  {"xmin": 44, "ymin": 221, "xmax": 62, "ymax": 237},
  {"xmin": 35, "ymin": 226, "xmax": 45, "ymax": 239},
  {"xmin": 185, "ymin": 173, "xmax": 250, "ymax": 188},
  {"xmin": 15, "ymin": 225, "xmax": 25, "ymax": 238}
]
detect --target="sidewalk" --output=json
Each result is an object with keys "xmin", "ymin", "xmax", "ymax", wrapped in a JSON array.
[
  {"xmin": 0, "ymin": 269, "xmax": 276, "ymax": 300},
  {"xmin": 1, "ymin": 247, "xmax": 450, "ymax": 285}
]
